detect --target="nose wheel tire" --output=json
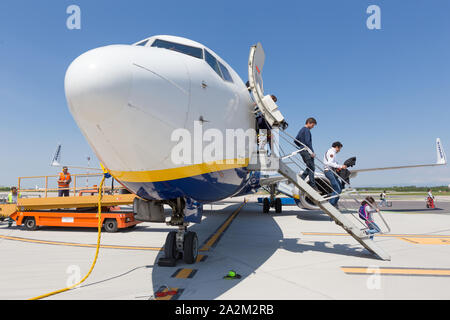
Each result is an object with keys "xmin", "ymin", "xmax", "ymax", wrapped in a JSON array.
[
  {"xmin": 183, "ymin": 231, "xmax": 198, "ymax": 264},
  {"xmin": 164, "ymin": 231, "xmax": 178, "ymax": 260},
  {"xmin": 162, "ymin": 230, "xmax": 198, "ymax": 264},
  {"xmin": 275, "ymin": 198, "xmax": 282, "ymax": 213},
  {"xmin": 104, "ymin": 219, "xmax": 118, "ymax": 233},
  {"xmin": 263, "ymin": 198, "xmax": 270, "ymax": 213}
]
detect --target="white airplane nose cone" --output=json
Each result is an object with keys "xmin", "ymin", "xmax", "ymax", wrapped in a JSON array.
[{"xmin": 65, "ymin": 45, "xmax": 133, "ymax": 123}]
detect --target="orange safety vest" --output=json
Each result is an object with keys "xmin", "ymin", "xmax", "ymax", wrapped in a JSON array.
[{"xmin": 58, "ymin": 172, "xmax": 71, "ymax": 188}]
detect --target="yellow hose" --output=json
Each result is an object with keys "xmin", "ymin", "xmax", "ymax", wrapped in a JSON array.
[{"xmin": 29, "ymin": 175, "xmax": 106, "ymax": 300}]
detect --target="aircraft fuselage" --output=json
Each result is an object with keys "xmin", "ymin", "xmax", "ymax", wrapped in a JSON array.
[{"xmin": 65, "ymin": 35, "xmax": 258, "ymax": 203}]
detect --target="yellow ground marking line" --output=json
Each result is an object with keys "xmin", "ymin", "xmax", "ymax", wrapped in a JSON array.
[
  {"xmin": 199, "ymin": 201, "xmax": 247, "ymax": 252},
  {"xmin": 0, "ymin": 234, "xmax": 162, "ymax": 251},
  {"xmin": 399, "ymin": 237, "xmax": 450, "ymax": 245},
  {"xmin": 342, "ymin": 267, "xmax": 450, "ymax": 277},
  {"xmin": 172, "ymin": 268, "xmax": 197, "ymax": 279},
  {"xmin": 303, "ymin": 232, "xmax": 450, "ymax": 239}
]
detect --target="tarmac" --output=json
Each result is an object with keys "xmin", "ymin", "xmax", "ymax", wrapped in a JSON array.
[{"xmin": 1, "ymin": 195, "xmax": 450, "ymax": 300}]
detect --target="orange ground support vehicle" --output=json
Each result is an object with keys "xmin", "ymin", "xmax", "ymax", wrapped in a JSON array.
[
  {"xmin": 2, "ymin": 179, "xmax": 141, "ymax": 232},
  {"xmin": 10, "ymin": 209, "xmax": 139, "ymax": 232}
]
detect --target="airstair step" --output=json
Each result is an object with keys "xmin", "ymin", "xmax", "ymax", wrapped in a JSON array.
[{"xmin": 277, "ymin": 160, "xmax": 391, "ymax": 261}]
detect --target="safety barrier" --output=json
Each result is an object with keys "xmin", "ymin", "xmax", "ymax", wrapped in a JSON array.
[{"xmin": 16, "ymin": 173, "xmax": 126, "ymax": 198}]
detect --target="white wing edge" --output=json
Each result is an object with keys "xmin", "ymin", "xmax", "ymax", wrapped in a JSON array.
[{"xmin": 350, "ymin": 138, "xmax": 446, "ymax": 177}]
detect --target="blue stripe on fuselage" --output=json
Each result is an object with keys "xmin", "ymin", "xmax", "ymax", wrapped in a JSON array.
[{"xmin": 119, "ymin": 167, "xmax": 258, "ymax": 203}]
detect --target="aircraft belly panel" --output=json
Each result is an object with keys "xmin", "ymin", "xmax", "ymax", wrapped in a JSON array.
[{"xmin": 119, "ymin": 166, "xmax": 250, "ymax": 202}]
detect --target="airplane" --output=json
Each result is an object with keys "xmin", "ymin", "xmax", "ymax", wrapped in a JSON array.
[
  {"xmin": 50, "ymin": 143, "xmax": 102, "ymax": 171},
  {"xmin": 64, "ymin": 35, "xmax": 447, "ymax": 265}
]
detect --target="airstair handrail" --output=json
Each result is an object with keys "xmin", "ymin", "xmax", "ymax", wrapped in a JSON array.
[{"xmin": 259, "ymin": 120, "xmax": 392, "ymax": 238}]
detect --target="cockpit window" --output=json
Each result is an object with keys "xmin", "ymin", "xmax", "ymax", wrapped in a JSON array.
[
  {"xmin": 151, "ymin": 39, "xmax": 203, "ymax": 59},
  {"xmin": 218, "ymin": 61, "xmax": 233, "ymax": 83},
  {"xmin": 136, "ymin": 40, "xmax": 148, "ymax": 46},
  {"xmin": 204, "ymin": 50, "xmax": 223, "ymax": 78}
]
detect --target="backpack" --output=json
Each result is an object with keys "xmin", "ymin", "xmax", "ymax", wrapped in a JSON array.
[{"xmin": 358, "ymin": 205, "xmax": 367, "ymax": 220}]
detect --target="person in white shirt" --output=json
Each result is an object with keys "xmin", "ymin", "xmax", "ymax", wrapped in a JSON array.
[
  {"xmin": 379, "ymin": 190, "xmax": 387, "ymax": 207},
  {"xmin": 323, "ymin": 141, "xmax": 347, "ymax": 208}
]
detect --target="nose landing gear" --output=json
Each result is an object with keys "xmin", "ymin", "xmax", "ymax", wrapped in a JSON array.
[
  {"xmin": 163, "ymin": 227, "xmax": 199, "ymax": 264},
  {"xmin": 158, "ymin": 198, "xmax": 199, "ymax": 267}
]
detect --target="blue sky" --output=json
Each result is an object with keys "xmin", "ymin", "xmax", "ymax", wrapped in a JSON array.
[{"xmin": 0, "ymin": 0, "xmax": 449, "ymax": 187}]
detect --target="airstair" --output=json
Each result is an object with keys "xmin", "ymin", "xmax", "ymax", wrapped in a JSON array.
[{"xmin": 248, "ymin": 43, "xmax": 391, "ymax": 261}]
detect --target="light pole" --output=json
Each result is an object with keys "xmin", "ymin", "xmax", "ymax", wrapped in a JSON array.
[{"xmin": 86, "ymin": 156, "xmax": 91, "ymax": 189}]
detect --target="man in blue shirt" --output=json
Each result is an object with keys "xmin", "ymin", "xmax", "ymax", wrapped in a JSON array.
[{"xmin": 295, "ymin": 118, "xmax": 317, "ymax": 189}]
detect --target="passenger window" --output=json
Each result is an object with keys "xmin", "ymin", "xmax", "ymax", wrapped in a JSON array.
[
  {"xmin": 204, "ymin": 50, "xmax": 223, "ymax": 78},
  {"xmin": 218, "ymin": 61, "xmax": 233, "ymax": 83},
  {"xmin": 151, "ymin": 39, "xmax": 203, "ymax": 59}
]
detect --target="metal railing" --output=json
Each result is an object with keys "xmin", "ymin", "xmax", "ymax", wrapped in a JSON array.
[
  {"xmin": 17, "ymin": 173, "xmax": 125, "ymax": 198},
  {"xmin": 260, "ymin": 123, "xmax": 391, "ymax": 234}
]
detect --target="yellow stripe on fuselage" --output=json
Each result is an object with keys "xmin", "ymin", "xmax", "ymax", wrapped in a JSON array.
[{"xmin": 109, "ymin": 158, "xmax": 249, "ymax": 183}]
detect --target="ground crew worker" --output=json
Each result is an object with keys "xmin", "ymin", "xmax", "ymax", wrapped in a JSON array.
[
  {"xmin": 323, "ymin": 141, "xmax": 347, "ymax": 208},
  {"xmin": 379, "ymin": 190, "xmax": 388, "ymax": 207},
  {"xmin": 7, "ymin": 186, "xmax": 21, "ymax": 204},
  {"xmin": 295, "ymin": 117, "xmax": 317, "ymax": 189},
  {"xmin": 5, "ymin": 186, "xmax": 21, "ymax": 227},
  {"xmin": 57, "ymin": 166, "xmax": 72, "ymax": 197}
]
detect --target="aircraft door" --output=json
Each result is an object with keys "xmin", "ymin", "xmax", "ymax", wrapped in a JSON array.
[
  {"xmin": 248, "ymin": 43, "xmax": 285, "ymax": 128},
  {"xmin": 248, "ymin": 42, "xmax": 266, "ymax": 101}
]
